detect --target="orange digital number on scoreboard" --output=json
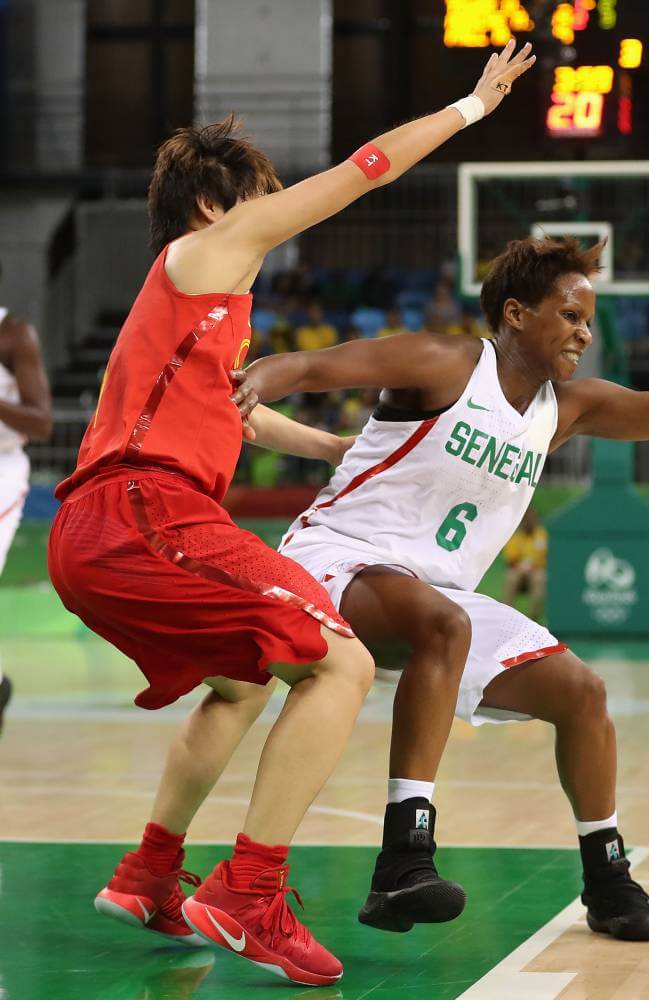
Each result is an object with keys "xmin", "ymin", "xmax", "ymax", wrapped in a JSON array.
[
  {"xmin": 553, "ymin": 65, "xmax": 614, "ymax": 95},
  {"xmin": 546, "ymin": 91, "xmax": 605, "ymax": 135},
  {"xmin": 443, "ymin": 0, "xmax": 534, "ymax": 47}
]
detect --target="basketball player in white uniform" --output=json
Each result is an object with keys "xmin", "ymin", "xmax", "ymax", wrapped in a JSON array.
[
  {"xmin": 0, "ymin": 298, "xmax": 52, "ymax": 730},
  {"xmin": 234, "ymin": 236, "xmax": 649, "ymax": 941}
]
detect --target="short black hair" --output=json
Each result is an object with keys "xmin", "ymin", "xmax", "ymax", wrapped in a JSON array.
[
  {"xmin": 480, "ymin": 236, "xmax": 604, "ymax": 333},
  {"xmin": 148, "ymin": 115, "xmax": 283, "ymax": 256}
]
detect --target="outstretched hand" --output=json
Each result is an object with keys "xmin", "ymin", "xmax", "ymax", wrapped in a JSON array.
[{"xmin": 473, "ymin": 39, "xmax": 536, "ymax": 116}]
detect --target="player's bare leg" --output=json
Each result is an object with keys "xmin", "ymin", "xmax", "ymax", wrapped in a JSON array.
[
  {"xmin": 343, "ymin": 568, "xmax": 470, "ymax": 781},
  {"xmin": 241, "ymin": 628, "xmax": 374, "ymax": 843},
  {"xmin": 481, "ymin": 651, "xmax": 649, "ymax": 940},
  {"xmin": 341, "ymin": 569, "xmax": 469, "ymax": 931},
  {"xmin": 151, "ymin": 676, "xmax": 276, "ymax": 834},
  {"xmin": 95, "ymin": 675, "xmax": 275, "ymax": 947},
  {"xmin": 182, "ymin": 629, "xmax": 375, "ymax": 985},
  {"xmin": 481, "ymin": 651, "xmax": 615, "ymax": 821}
]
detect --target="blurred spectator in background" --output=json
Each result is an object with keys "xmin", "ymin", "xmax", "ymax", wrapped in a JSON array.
[
  {"xmin": 268, "ymin": 319, "xmax": 295, "ymax": 355},
  {"xmin": 271, "ymin": 262, "xmax": 318, "ymax": 306},
  {"xmin": 446, "ymin": 311, "xmax": 490, "ymax": 339},
  {"xmin": 362, "ymin": 267, "xmax": 395, "ymax": 309},
  {"xmin": 420, "ymin": 304, "xmax": 449, "ymax": 335},
  {"xmin": 428, "ymin": 276, "xmax": 462, "ymax": 330},
  {"xmin": 377, "ymin": 307, "xmax": 408, "ymax": 338},
  {"xmin": 296, "ymin": 302, "xmax": 339, "ymax": 351},
  {"xmin": 339, "ymin": 387, "xmax": 380, "ymax": 433},
  {"xmin": 503, "ymin": 507, "xmax": 547, "ymax": 622},
  {"xmin": 340, "ymin": 322, "xmax": 364, "ymax": 344}
]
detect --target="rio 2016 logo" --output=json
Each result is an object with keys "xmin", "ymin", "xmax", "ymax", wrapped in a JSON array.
[{"xmin": 583, "ymin": 548, "xmax": 637, "ymax": 625}]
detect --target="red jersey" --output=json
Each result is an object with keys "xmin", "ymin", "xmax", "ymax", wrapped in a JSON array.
[{"xmin": 56, "ymin": 246, "xmax": 252, "ymax": 503}]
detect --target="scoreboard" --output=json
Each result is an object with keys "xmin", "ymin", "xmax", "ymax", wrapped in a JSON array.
[
  {"xmin": 331, "ymin": 2, "xmax": 648, "ymax": 162},
  {"xmin": 442, "ymin": 0, "xmax": 647, "ymax": 147}
]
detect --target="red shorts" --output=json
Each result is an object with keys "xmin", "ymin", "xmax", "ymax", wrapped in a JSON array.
[{"xmin": 48, "ymin": 470, "xmax": 353, "ymax": 709}]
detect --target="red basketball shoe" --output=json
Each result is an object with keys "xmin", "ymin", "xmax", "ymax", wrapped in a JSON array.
[
  {"xmin": 95, "ymin": 849, "xmax": 207, "ymax": 946},
  {"xmin": 182, "ymin": 860, "xmax": 343, "ymax": 986}
]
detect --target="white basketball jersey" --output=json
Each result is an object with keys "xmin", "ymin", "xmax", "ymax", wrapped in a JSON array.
[
  {"xmin": 283, "ymin": 340, "xmax": 558, "ymax": 592},
  {"xmin": 0, "ymin": 307, "xmax": 27, "ymax": 452}
]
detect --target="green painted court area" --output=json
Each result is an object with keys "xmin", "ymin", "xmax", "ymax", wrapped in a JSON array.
[{"xmin": 0, "ymin": 843, "xmax": 582, "ymax": 1000}]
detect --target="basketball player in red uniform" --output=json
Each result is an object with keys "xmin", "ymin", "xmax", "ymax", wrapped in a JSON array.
[{"xmin": 48, "ymin": 42, "xmax": 534, "ymax": 986}]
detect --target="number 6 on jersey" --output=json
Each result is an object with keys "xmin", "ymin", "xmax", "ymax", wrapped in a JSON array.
[{"xmin": 435, "ymin": 502, "xmax": 478, "ymax": 552}]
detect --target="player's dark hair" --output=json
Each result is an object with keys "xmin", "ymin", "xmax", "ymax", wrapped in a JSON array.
[
  {"xmin": 148, "ymin": 115, "xmax": 282, "ymax": 255},
  {"xmin": 480, "ymin": 236, "xmax": 604, "ymax": 333}
]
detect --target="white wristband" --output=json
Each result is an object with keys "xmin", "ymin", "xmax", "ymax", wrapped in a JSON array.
[{"xmin": 447, "ymin": 95, "xmax": 485, "ymax": 128}]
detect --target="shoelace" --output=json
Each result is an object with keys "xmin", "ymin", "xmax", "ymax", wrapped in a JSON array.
[
  {"xmin": 253, "ymin": 869, "xmax": 307, "ymax": 948},
  {"xmin": 159, "ymin": 868, "xmax": 202, "ymax": 922}
]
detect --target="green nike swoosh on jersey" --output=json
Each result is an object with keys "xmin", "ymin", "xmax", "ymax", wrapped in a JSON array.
[{"xmin": 467, "ymin": 398, "xmax": 490, "ymax": 411}]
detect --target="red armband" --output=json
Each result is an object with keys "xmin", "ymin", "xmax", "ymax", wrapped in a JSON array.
[{"xmin": 348, "ymin": 143, "xmax": 391, "ymax": 180}]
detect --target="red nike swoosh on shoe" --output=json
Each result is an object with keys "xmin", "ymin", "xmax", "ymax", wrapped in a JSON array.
[{"xmin": 205, "ymin": 908, "xmax": 246, "ymax": 952}]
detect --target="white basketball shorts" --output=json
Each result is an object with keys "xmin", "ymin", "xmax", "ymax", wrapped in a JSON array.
[
  {"xmin": 0, "ymin": 448, "xmax": 29, "ymax": 575},
  {"xmin": 280, "ymin": 528, "xmax": 567, "ymax": 727}
]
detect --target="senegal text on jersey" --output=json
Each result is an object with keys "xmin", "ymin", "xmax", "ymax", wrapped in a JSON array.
[{"xmin": 444, "ymin": 420, "xmax": 544, "ymax": 487}]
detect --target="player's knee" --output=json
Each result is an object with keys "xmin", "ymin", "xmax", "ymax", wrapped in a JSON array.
[
  {"xmin": 346, "ymin": 640, "xmax": 375, "ymax": 696},
  {"xmin": 575, "ymin": 670, "xmax": 608, "ymax": 719},
  {"xmin": 412, "ymin": 603, "xmax": 472, "ymax": 661},
  {"xmin": 324, "ymin": 636, "xmax": 375, "ymax": 696},
  {"xmin": 286, "ymin": 635, "xmax": 374, "ymax": 695},
  {"xmin": 204, "ymin": 675, "xmax": 276, "ymax": 716},
  {"xmin": 556, "ymin": 667, "xmax": 608, "ymax": 724},
  {"xmin": 242, "ymin": 677, "xmax": 276, "ymax": 718}
]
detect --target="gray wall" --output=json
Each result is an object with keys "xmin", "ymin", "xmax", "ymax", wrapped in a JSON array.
[
  {"xmin": 195, "ymin": 0, "xmax": 332, "ymax": 173},
  {"xmin": 0, "ymin": 198, "xmax": 72, "ymax": 367},
  {"xmin": 74, "ymin": 201, "xmax": 151, "ymax": 343},
  {"xmin": 6, "ymin": 0, "xmax": 84, "ymax": 172}
]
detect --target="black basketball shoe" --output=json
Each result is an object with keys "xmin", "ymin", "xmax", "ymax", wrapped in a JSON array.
[
  {"xmin": 580, "ymin": 828, "xmax": 649, "ymax": 941},
  {"xmin": 358, "ymin": 798, "xmax": 466, "ymax": 932},
  {"xmin": 0, "ymin": 674, "xmax": 12, "ymax": 734}
]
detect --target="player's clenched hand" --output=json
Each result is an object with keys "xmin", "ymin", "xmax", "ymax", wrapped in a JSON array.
[
  {"xmin": 472, "ymin": 39, "xmax": 535, "ymax": 116},
  {"xmin": 230, "ymin": 369, "xmax": 259, "ymax": 441}
]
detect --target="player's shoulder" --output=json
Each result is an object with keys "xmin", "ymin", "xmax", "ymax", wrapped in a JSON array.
[
  {"xmin": 406, "ymin": 330, "xmax": 483, "ymax": 363},
  {"xmin": 1, "ymin": 310, "xmax": 30, "ymax": 333},
  {"xmin": 0, "ymin": 314, "xmax": 41, "ymax": 359},
  {"xmin": 393, "ymin": 331, "xmax": 483, "ymax": 406}
]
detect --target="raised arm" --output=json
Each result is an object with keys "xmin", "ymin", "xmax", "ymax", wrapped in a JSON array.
[
  {"xmin": 553, "ymin": 378, "xmax": 649, "ymax": 448},
  {"xmin": 0, "ymin": 319, "xmax": 52, "ymax": 441},
  {"xmin": 221, "ymin": 41, "xmax": 534, "ymax": 254}
]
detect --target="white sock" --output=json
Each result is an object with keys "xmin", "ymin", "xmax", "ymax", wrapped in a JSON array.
[
  {"xmin": 388, "ymin": 778, "xmax": 435, "ymax": 804},
  {"xmin": 576, "ymin": 811, "xmax": 618, "ymax": 837}
]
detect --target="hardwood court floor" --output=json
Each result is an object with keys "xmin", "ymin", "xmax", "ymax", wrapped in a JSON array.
[{"xmin": 1, "ymin": 609, "xmax": 649, "ymax": 997}]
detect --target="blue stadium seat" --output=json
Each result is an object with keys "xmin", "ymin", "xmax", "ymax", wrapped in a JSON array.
[
  {"xmin": 251, "ymin": 308, "xmax": 279, "ymax": 333},
  {"xmin": 402, "ymin": 308, "xmax": 424, "ymax": 331},
  {"xmin": 396, "ymin": 289, "xmax": 430, "ymax": 311},
  {"xmin": 350, "ymin": 306, "xmax": 386, "ymax": 337}
]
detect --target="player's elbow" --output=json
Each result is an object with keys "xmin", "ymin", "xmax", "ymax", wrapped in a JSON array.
[{"xmin": 31, "ymin": 411, "xmax": 53, "ymax": 441}]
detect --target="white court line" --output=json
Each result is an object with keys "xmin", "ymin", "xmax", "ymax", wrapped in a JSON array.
[
  {"xmin": 456, "ymin": 846, "xmax": 649, "ymax": 1000},
  {"xmin": 0, "ymin": 790, "xmax": 384, "ymax": 828}
]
